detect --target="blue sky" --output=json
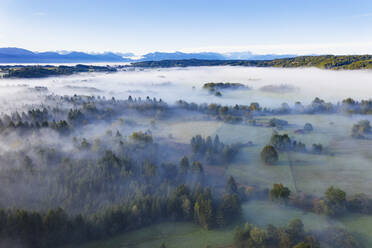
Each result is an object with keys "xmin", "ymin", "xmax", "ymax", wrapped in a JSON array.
[{"xmin": 0, "ymin": 0, "xmax": 372, "ymax": 54}]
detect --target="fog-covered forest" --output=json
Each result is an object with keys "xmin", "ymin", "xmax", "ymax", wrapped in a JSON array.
[{"xmin": 0, "ymin": 66, "xmax": 372, "ymax": 248}]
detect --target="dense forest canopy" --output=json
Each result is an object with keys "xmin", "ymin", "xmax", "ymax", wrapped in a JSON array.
[
  {"xmin": 131, "ymin": 55, "xmax": 372, "ymax": 70},
  {"xmin": 0, "ymin": 65, "xmax": 117, "ymax": 78}
]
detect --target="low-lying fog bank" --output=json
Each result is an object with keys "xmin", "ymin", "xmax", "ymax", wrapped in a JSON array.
[{"xmin": 1, "ymin": 66, "xmax": 372, "ymax": 112}]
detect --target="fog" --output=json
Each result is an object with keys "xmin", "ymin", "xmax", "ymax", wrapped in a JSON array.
[
  {"xmin": 1, "ymin": 66, "xmax": 372, "ymax": 113},
  {"xmin": 0, "ymin": 66, "xmax": 372, "ymax": 204},
  {"xmin": 1, "ymin": 66, "xmax": 372, "ymax": 247}
]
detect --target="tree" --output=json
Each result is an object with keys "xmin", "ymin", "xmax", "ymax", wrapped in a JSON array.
[
  {"xmin": 312, "ymin": 144, "xmax": 323, "ymax": 154},
  {"xmin": 233, "ymin": 220, "xmax": 320, "ymax": 248},
  {"xmin": 190, "ymin": 135, "xmax": 241, "ymax": 165},
  {"xmin": 261, "ymin": 145, "xmax": 278, "ymax": 165},
  {"xmin": 347, "ymin": 193, "xmax": 372, "ymax": 213},
  {"xmin": 304, "ymin": 123, "xmax": 313, "ymax": 132},
  {"xmin": 270, "ymin": 184, "xmax": 290, "ymax": 202},
  {"xmin": 293, "ymin": 242, "xmax": 311, "ymax": 248},
  {"xmin": 213, "ymin": 135, "xmax": 221, "ymax": 151},
  {"xmin": 269, "ymin": 118, "xmax": 288, "ymax": 128},
  {"xmin": 191, "ymin": 135, "xmax": 206, "ymax": 154},
  {"xmin": 250, "ymin": 102, "xmax": 260, "ymax": 111},
  {"xmin": 192, "ymin": 161, "xmax": 204, "ymax": 174},
  {"xmin": 181, "ymin": 197, "xmax": 193, "ymax": 220},
  {"xmin": 250, "ymin": 227, "xmax": 267, "ymax": 247},
  {"xmin": 179, "ymin": 156, "xmax": 190, "ymax": 174},
  {"xmin": 130, "ymin": 131, "xmax": 153, "ymax": 143},
  {"xmin": 115, "ymin": 130, "xmax": 122, "ymax": 137},
  {"xmin": 351, "ymin": 120, "xmax": 371, "ymax": 138},
  {"xmin": 194, "ymin": 195, "xmax": 214, "ymax": 230},
  {"xmin": 322, "ymin": 186, "xmax": 346, "ymax": 216},
  {"xmin": 24, "ymin": 155, "xmax": 34, "ymax": 173},
  {"xmin": 219, "ymin": 194, "xmax": 241, "ymax": 225},
  {"xmin": 288, "ymin": 218, "xmax": 304, "ymax": 237},
  {"xmin": 288, "ymin": 218, "xmax": 305, "ymax": 244},
  {"xmin": 270, "ymin": 134, "xmax": 291, "ymax": 151},
  {"xmin": 226, "ymin": 176, "xmax": 238, "ymax": 195},
  {"xmin": 80, "ymin": 138, "xmax": 91, "ymax": 150}
]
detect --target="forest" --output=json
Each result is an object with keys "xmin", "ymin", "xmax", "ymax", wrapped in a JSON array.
[
  {"xmin": 0, "ymin": 92, "xmax": 368, "ymax": 248},
  {"xmin": 0, "ymin": 66, "xmax": 372, "ymax": 248},
  {"xmin": 3, "ymin": 0, "xmax": 372, "ymax": 247},
  {"xmin": 131, "ymin": 55, "xmax": 372, "ymax": 70},
  {"xmin": 0, "ymin": 65, "xmax": 117, "ymax": 78}
]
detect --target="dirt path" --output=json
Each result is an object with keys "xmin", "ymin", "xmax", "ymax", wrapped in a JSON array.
[{"xmin": 286, "ymin": 152, "xmax": 298, "ymax": 193}]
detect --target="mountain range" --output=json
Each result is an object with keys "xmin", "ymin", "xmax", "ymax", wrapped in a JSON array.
[{"xmin": 0, "ymin": 47, "xmax": 296, "ymax": 63}]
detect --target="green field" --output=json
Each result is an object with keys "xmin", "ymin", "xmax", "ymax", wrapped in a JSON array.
[
  {"xmin": 243, "ymin": 201, "xmax": 372, "ymax": 247},
  {"xmin": 242, "ymin": 200, "xmax": 340, "ymax": 230},
  {"xmin": 63, "ymin": 221, "xmax": 235, "ymax": 248},
  {"xmin": 102, "ymin": 113, "xmax": 372, "ymax": 248},
  {"xmin": 156, "ymin": 120, "xmax": 224, "ymax": 143},
  {"xmin": 154, "ymin": 114, "xmax": 372, "ymax": 197},
  {"xmin": 339, "ymin": 214, "xmax": 372, "ymax": 247},
  {"xmin": 152, "ymin": 114, "xmax": 372, "ymax": 196},
  {"xmin": 62, "ymin": 200, "xmax": 372, "ymax": 248},
  {"xmin": 156, "ymin": 114, "xmax": 372, "ymax": 194},
  {"xmin": 61, "ymin": 200, "xmax": 334, "ymax": 248}
]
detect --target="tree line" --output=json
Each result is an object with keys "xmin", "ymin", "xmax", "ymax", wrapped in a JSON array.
[{"xmin": 130, "ymin": 55, "xmax": 372, "ymax": 70}]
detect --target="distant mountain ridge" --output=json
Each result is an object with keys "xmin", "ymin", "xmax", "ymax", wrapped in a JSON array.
[
  {"xmin": 0, "ymin": 48, "xmax": 130, "ymax": 63},
  {"xmin": 140, "ymin": 51, "xmax": 226, "ymax": 61},
  {"xmin": 0, "ymin": 47, "xmax": 296, "ymax": 63},
  {"xmin": 139, "ymin": 51, "xmax": 296, "ymax": 61}
]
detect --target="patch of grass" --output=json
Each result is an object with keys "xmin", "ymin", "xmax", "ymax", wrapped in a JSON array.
[
  {"xmin": 62, "ymin": 222, "xmax": 235, "ymax": 248},
  {"xmin": 157, "ymin": 120, "xmax": 223, "ymax": 143},
  {"xmin": 339, "ymin": 214, "xmax": 372, "ymax": 247},
  {"xmin": 242, "ymin": 200, "xmax": 339, "ymax": 231},
  {"xmin": 220, "ymin": 114, "xmax": 372, "ymax": 196}
]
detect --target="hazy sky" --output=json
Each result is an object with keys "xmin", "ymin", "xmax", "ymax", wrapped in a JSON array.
[{"xmin": 1, "ymin": 0, "xmax": 372, "ymax": 55}]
